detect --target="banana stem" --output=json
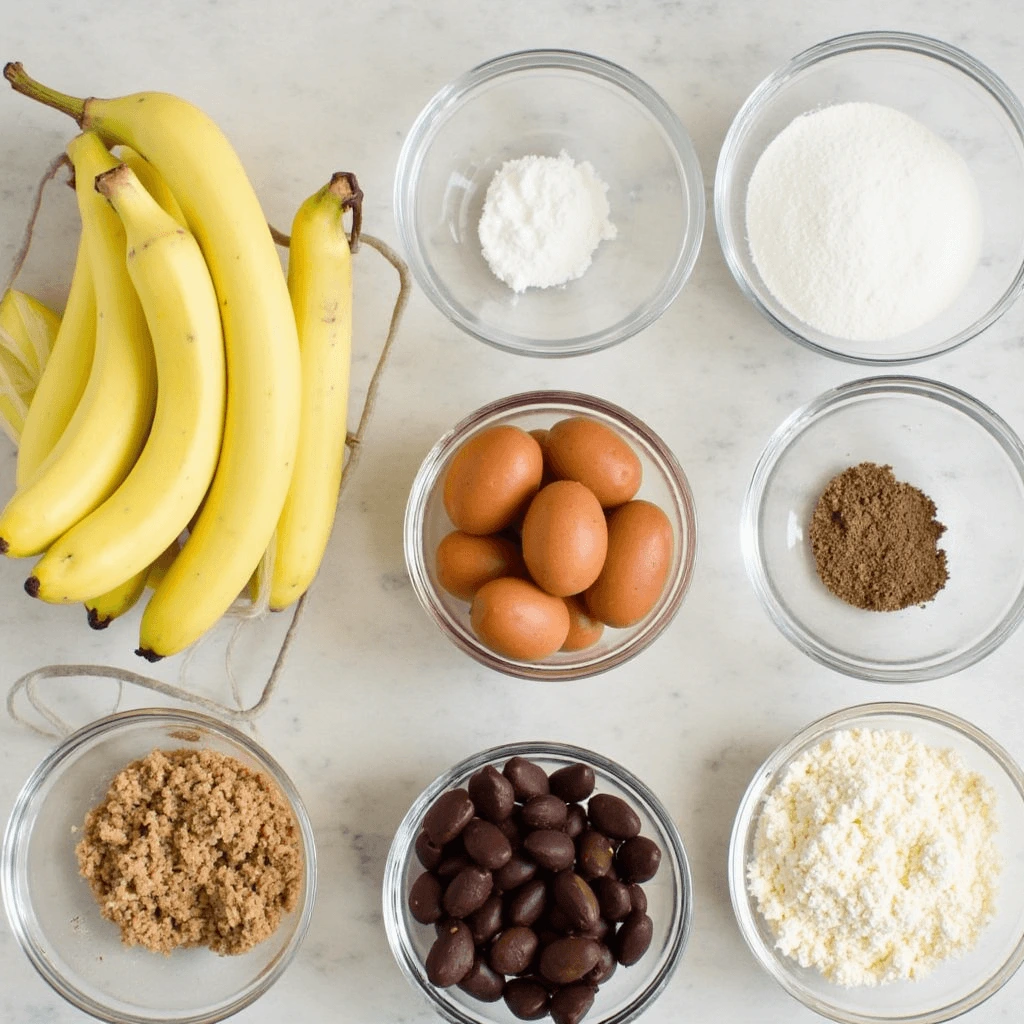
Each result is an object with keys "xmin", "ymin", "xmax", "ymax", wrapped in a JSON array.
[
  {"xmin": 94, "ymin": 163, "xmax": 132, "ymax": 199},
  {"xmin": 4, "ymin": 63, "xmax": 86, "ymax": 124},
  {"xmin": 329, "ymin": 171, "xmax": 363, "ymax": 252}
]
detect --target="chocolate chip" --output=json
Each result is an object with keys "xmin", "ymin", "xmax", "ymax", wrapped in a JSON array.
[
  {"xmin": 563, "ymin": 803, "xmax": 587, "ymax": 839},
  {"xmin": 627, "ymin": 882, "xmax": 647, "ymax": 915},
  {"xmin": 494, "ymin": 852, "xmax": 537, "ymax": 892},
  {"xmin": 423, "ymin": 789, "xmax": 475, "ymax": 846},
  {"xmin": 442, "ymin": 864, "xmax": 493, "ymax": 919},
  {"xmin": 614, "ymin": 910, "xmax": 653, "ymax": 966},
  {"xmin": 615, "ymin": 835, "xmax": 662, "ymax": 883},
  {"xmin": 549, "ymin": 763, "xmax": 596, "ymax": 803},
  {"xmin": 552, "ymin": 870, "xmax": 600, "ymax": 932},
  {"xmin": 415, "ymin": 829, "xmax": 443, "ymax": 871},
  {"xmin": 426, "ymin": 919, "xmax": 474, "ymax": 987},
  {"xmin": 523, "ymin": 829, "xmax": 576, "ymax": 872},
  {"xmin": 521, "ymin": 794, "xmax": 568, "ymax": 830},
  {"xmin": 468, "ymin": 765, "xmax": 515, "ymax": 823},
  {"xmin": 458, "ymin": 955, "xmax": 505, "ymax": 1002},
  {"xmin": 463, "ymin": 818, "xmax": 513, "ymax": 870},
  {"xmin": 576, "ymin": 829, "xmax": 614, "ymax": 880},
  {"xmin": 550, "ymin": 983, "xmax": 596, "ymax": 1024},
  {"xmin": 583, "ymin": 941, "xmax": 616, "ymax": 985},
  {"xmin": 504, "ymin": 977, "xmax": 550, "ymax": 1020},
  {"xmin": 503, "ymin": 757, "xmax": 550, "ymax": 802},
  {"xmin": 490, "ymin": 925, "xmax": 539, "ymax": 975},
  {"xmin": 539, "ymin": 935, "xmax": 601, "ymax": 984},
  {"xmin": 586, "ymin": 793, "xmax": 641, "ymax": 841},
  {"xmin": 507, "ymin": 878, "xmax": 548, "ymax": 927},
  {"xmin": 435, "ymin": 851, "xmax": 470, "ymax": 881},
  {"xmin": 408, "ymin": 871, "xmax": 443, "ymax": 924},
  {"xmin": 594, "ymin": 877, "xmax": 632, "ymax": 922},
  {"xmin": 468, "ymin": 895, "xmax": 503, "ymax": 946}
]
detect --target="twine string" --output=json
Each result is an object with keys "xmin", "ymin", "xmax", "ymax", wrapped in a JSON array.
[{"xmin": 4, "ymin": 156, "xmax": 411, "ymax": 741}]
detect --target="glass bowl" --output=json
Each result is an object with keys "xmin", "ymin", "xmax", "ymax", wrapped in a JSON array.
[
  {"xmin": 741, "ymin": 376, "xmax": 1024, "ymax": 682},
  {"xmin": 394, "ymin": 49, "xmax": 705, "ymax": 357},
  {"xmin": 383, "ymin": 740, "xmax": 692, "ymax": 1024},
  {"xmin": 404, "ymin": 391, "xmax": 697, "ymax": 680},
  {"xmin": 715, "ymin": 31, "xmax": 1024, "ymax": 364},
  {"xmin": 1, "ymin": 709, "xmax": 318, "ymax": 1024},
  {"xmin": 729, "ymin": 702, "xmax": 1024, "ymax": 1023}
]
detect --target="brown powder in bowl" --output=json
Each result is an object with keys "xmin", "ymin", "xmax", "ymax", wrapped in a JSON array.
[
  {"xmin": 809, "ymin": 462, "xmax": 948, "ymax": 611},
  {"xmin": 75, "ymin": 747, "xmax": 303, "ymax": 956}
]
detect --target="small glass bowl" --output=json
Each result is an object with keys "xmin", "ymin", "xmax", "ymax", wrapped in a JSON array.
[
  {"xmin": 383, "ymin": 740, "xmax": 693, "ymax": 1024},
  {"xmin": 1, "ymin": 709, "xmax": 317, "ymax": 1024},
  {"xmin": 741, "ymin": 376, "xmax": 1024, "ymax": 682},
  {"xmin": 394, "ymin": 49, "xmax": 705, "ymax": 357},
  {"xmin": 715, "ymin": 31, "xmax": 1024, "ymax": 363},
  {"xmin": 729, "ymin": 702, "xmax": 1024, "ymax": 1023},
  {"xmin": 404, "ymin": 391, "xmax": 697, "ymax": 680}
]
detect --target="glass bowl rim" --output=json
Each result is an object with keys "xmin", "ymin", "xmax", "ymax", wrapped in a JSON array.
[
  {"xmin": 393, "ymin": 47, "xmax": 706, "ymax": 358},
  {"xmin": 713, "ymin": 29, "xmax": 1024, "ymax": 366},
  {"xmin": 403, "ymin": 389, "xmax": 698, "ymax": 680},
  {"xmin": 727, "ymin": 700, "xmax": 1024, "ymax": 1024},
  {"xmin": 1, "ymin": 707, "xmax": 319, "ymax": 1024},
  {"xmin": 382, "ymin": 738, "xmax": 694, "ymax": 1024},
  {"xmin": 740, "ymin": 374, "xmax": 1024, "ymax": 683}
]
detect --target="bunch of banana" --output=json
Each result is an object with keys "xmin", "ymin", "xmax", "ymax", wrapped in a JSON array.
[{"xmin": 1, "ymin": 63, "xmax": 360, "ymax": 658}]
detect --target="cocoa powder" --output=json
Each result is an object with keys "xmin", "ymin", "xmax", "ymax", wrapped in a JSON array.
[{"xmin": 809, "ymin": 462, "xmax": 948, "ymax": 611}]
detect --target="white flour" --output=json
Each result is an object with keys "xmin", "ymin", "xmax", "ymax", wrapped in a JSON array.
[
  {"xmin": 747, "ymin": 727, "xmax": 1000, "ymax": 987},
  {"xmin": 745, "ymin": 102, "xmax": 982, "ymax": 344},
  {"xmin": 478, "ymin": 150, "xmax": 616, "ymax": 293}
]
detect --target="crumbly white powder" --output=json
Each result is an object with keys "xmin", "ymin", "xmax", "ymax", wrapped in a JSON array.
[
  {"xmin": 477, "ymin": 150, "xmax": 617, "ymax": 292},
  {"xmin": 745, "ymin": 102, "xmax": 983, "ymax": 344},
  {"xmin": 747, "ymin": 727, "xmax": 1000, "ymax": 987}
]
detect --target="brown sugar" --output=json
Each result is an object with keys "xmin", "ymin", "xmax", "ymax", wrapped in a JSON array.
[
  {"xmin": 75, "ymin": 747, "xmax": 302, "ymax": 956},
  {"xmin": 809, "ymin": 462, "xmax": 948, "ymax": 612}
]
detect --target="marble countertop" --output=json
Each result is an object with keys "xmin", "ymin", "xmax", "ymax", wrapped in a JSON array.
[{"xmin": 4, "ymin": 1, "xmax": 1024, "ymax": 1021}]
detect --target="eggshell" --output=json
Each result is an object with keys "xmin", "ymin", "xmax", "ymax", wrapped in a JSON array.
[
  {"xmin": 470, "ymin": 577, "xmax": 571, "ymax": 661},
  {"xmin": 435, "ymin": 532, "xmax": 526, "ymax": 602},
  {"xmin": 443, "ymin": 426, "xmax": 544, "ymax": 535},
  {"xmin": 521, "ymin": 481, "xmax": 608, "ymax": 597},
  {"xmin": 584, "ymin": 500, "xmax": 674, "ymax": 627},
  {"xmin": 545, "ymin": 417, "xmax": 643, "ymax": 509},
  {"xmin": 561, "ymin": 595, "xmax": 605, "ymax": 651}
]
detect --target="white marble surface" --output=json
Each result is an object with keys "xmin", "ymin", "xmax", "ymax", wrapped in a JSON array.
[{"xmin": 3, "ymin": 1, "xmax": 1024, "ymax": 1022}]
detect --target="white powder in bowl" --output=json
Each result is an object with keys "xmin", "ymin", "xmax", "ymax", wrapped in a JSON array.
[
  {"xmin": 478, "ymin": 150, "xmax": 617, "ymax": 293},
  {"xmin": 747, "ymin": 727, "xmax": 1000, "ymax": 987},
  {"xmin": 745, "ymin": 102, "xmax": 983, "ymax": 344}
]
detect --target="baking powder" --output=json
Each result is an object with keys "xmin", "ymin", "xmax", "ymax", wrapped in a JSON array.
[{"xmin": 478, "ymin": 150, "xmax": 617, "ymax": 293}]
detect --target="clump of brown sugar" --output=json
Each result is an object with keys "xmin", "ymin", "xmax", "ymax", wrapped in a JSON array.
[
  {"xmin": 75, "ymin": 747, "xmax": 302, "ymax": 956},
  {"xmin": 809, "ymin": 462, "xmax": 948, "ymax": 611}
]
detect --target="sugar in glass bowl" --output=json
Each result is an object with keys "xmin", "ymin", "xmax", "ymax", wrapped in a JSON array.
[
  {"xmin": 394, "ymin": 49, "xmax": 705, "ymax": 357},
  {"xmin": 729, "ymin": 702, "xmax": 1024, "ymax": 1023},
  {"xmin": 715, "ymin": 31, "xmax": 1024, "ymax": 363},
  {"xmin": 2, "ymin": 709, "xmax": 317, "ymax": 1024},
  {"xmin": 741, "ymin": 376, "xmax": 1024, "ymax": 682},
  {"xmin": 403, "ymin": 391, "xmax": 697, "ymax": 680},
  {"xmin": 383, "ymin": 740, "xmax": 693, "ymax": 1024}
]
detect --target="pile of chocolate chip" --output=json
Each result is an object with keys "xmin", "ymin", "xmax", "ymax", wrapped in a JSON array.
[{"xmin": 408, "ymin": 756, "xmax": 663, "ymax": 1024}]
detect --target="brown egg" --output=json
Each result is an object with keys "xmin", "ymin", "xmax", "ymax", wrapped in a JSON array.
[
  {"xmin": 521, "ymin": 481, "xmax": 608, "ymax": 598},
  {"xmin": 561, "ymin": 595, "xmax": 604, "ymax": 651},
  {"xmin": 584, "ymin": 500, "xmax": 674, "ymax": 627},
  {"xmin": 435, "ymin": 532, "xmax": 526, "ymax": 601},
  {"xmin": 443, "ymin": 425, "xmax": 544, "ymax": 535},
  {"xmin": 470, "ymin": 577, "xmax": 571, "ymax": 661},
  {"xmin": 529, "ymin": 428, "xmax": 556, "ymax": 487},
  {"xmin": 545, "ymin": 417, "xmax": 643, "ymax": 509}
]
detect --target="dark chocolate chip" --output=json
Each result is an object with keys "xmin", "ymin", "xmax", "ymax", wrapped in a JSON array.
[
  {"xmin": 458, "ymin": 955, "xmax": 505, "ymax": 1002},
  {"xmin": 550, "ymin": 982, "xmax": 596, "ymax": 1024},
  {"xmin": 423, "ymin": 789, "xmax": 475, "ymax": 846},
  {"xmin": 583, "ymin": 941, "xmax": 616, "ymax": 985},
  {"xmin": 408, "ymin": 871, "xmax": 443, "ymax": 924},
  {"xmin": 586, "ymin": 794, "xmax": 640, "ymax": 841},
  {"xmin": 538, "ymin": 935, "xmax": 601, "ymax": 984},
  {"xmin": 552, "ymin": 870, "xmax": 600, "ymax": 931},
  {"xmin": 468, "ymin": 765, "xmax": 516, "ymax": 823},
  {"xmin": 415, "ymin": 830, "xmax": 443, "ymax": 871},
  {"xmin": 627, "ymin": 883, "xmax": 647, "ymax": 915},
  {"xmin": 426, "ymin": 919, "xmax": 475, "ymax": 987},
  {"xmin": 463, "ymin": 817, "xmax": 513, "ymax": 870},
  {"xmin": 615, "ymin": 835, "xmax": 662, "ymax": 883},
  {"xmin": 523, "ymin": 829, "xmax": 576, "ymax": 872},
  {"xmin": 442, "ymin": 864, "xmax": 493, "ymax": 919},
  {"xmin": 521, "ymin": 794, "xmax": 568, "ymax": 830},
  {"xmin": 504, "ymin": 757, "xmax": 550, "ymax": 802},
  {"xmin": 549, "ymin": 763, "xmax": 596, "ymax": 803},
  {"xmin": 507, "ymin": 877, "xmax": 548, "ymax": 927},
  {"xmin": 563, "ymin": 803, "xmax": 587, "ymax": 839},
  {"xmin": 494, "ymin": 852, "xmax": 537, "ymax": 893},
  {"xmin": 468, "ymin": 895, "xmax": 503, "ymax": 946},
  {"xmin": 614, "ymin": 910, "xmax": 653, "ymax": 966},
  {"xmin": 576, "ymin": 829, "xmax": 615, "ymax": 880},
  {"xmin": 594, "ymin": 876, "xmax": 632, "ymax": 922},
  {"xmin": 489, "ymin": 925, "xmax": 539, "ymax": 976},
  {"xmin": 504, "ymin": 977, "xmax": 550, "ymax": 1020}
]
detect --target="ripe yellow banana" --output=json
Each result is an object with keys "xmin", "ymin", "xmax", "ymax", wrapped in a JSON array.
[
  {"xmin": 28, "ymin": 165, "xmax": 225, "ymax": 604},
  {"xmin": 270, "ymin": 173, "xmax": 359, "ymax": 611},
  {"xmin": 0, "ymin": 132, "xmax": 155, "ymax": 558},
  {"xmin": 16, "ymin": 240, "xmax": 96, "ymax": 485},
  {"xmin": 85, "ymin": 568, "xmax": 147, "ymax": 629},
  {"xmin": 116, "ymin": 146, "xmax": 186, "ymax": 227},
  {"xmin": 146, "ymin": 539, "xmax": 180, "ymax": 590},
  {"xmin": 6, "ymin": 66, "xmax": 300, "ymax": 657}
]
